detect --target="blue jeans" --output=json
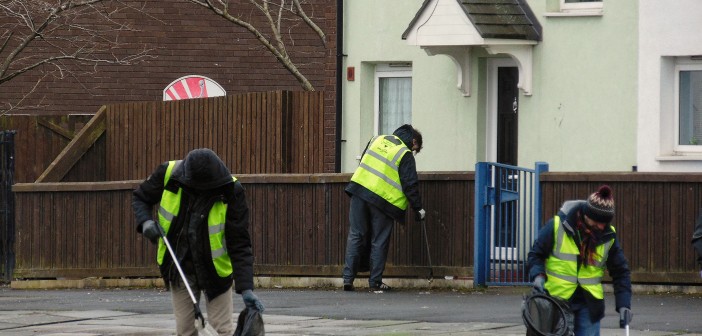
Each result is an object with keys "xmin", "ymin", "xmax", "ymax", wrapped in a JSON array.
[
  {"xmin": 572, "ymin": 303, "xmax": 600, "ymax": 336},
  {"xmin": 342, "ymin": 195, "xmax": 394, "ymax": 286}
]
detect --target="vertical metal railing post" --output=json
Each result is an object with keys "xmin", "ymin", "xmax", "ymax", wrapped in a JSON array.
[
  {"xmin": 473, "ymin": 162, "xmax": 490, "ymax": 287},
  {"xmin": 475, "ymin": 161, "xmax": 549, "ymax": 287},
  {"xmin": 0, "ymin": 131, "xmax": 16, "ymax": 282}
]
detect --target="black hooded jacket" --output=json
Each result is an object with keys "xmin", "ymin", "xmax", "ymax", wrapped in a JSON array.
[
  {"xmin": 345, "ymin": 126, "xmax": 423, "ymax": 223},
  {"xmin": 132, "ymin": 149, "xmax": 254, "ymax": 300},
  {"xmin": 692, "ymin": 209, "xmax": 702, "ymax": 269}
]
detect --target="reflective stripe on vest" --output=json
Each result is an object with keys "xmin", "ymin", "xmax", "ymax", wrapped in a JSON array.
[
  {"xmin": 544, "ymin": 216, "xmax": 615, "ymax": 300},
  {"xmin": 156, "ymin": 160, "xmax": 236, "ymax": 278},
  {"xmin": 350, "ymin": 135, "xmax": 411, "ymax": 210}
]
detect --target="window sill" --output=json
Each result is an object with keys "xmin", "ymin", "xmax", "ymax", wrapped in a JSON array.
[
  {"xmin": 656, "ymin": 155, "xmax": 702, "ymax": 161},
  {"xmin": 543, "ymin": 10, "xmax": 603, "ymax": 17}
]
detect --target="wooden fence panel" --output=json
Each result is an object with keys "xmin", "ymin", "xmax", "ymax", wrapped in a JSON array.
[
  {"xmin": 104, "ymin": 91, "xmax": 324, "ymax": 180},
  {"xmin": 12, "ymin": 172, "xmax": 702, "ymax": 284},
  {"xmin": 13, "ymin": 183, "xmax": 158, "ymax": 279},
  {"xmin": 541, "ymin": 173, "xmax": 702, "ymax": 283},
  {"xmin": 11, "ymin": 173, "xmax": 473, "ymax": 279},
  {"xmin": 290, "ymin": 91, "xmax": 325, "ymax": 173},
  {"xmin": 0, "ymin": 115, "xmax": 102, "ymax": 183},
  {"xmin": 2, "ymin": 91, "xmax": 325, "ymax": 183}
]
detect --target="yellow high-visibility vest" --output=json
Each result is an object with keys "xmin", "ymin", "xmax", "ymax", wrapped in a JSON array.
[
  {"xmin": 544, "ymin": 216, "xmax": 615, "ymax": 300},
  {"xmin": 350, "ymin": 135, "xmax": 411, "ymax": 210},
  {"xmin": 156, "ymin": 160, "xmax": 234, "ymax": 277}
]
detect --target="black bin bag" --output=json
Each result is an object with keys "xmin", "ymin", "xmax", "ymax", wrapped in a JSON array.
[
  {"xmin": 521, "ymin": 292, "xmax": 574, "ymax": 336},
  {"xmin": 233, "ymin": 307, "xmax": 265, "ymax": 336}
]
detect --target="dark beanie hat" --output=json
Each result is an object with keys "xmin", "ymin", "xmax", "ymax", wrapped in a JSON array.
[{"xmin": 584, "ymin": 185, "xmax": 615, "ymax": 224}]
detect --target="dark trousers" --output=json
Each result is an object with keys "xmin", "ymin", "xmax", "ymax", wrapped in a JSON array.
[{"xmin": 342, "ymin": 195, "xmax": 394, "ymax": 286}]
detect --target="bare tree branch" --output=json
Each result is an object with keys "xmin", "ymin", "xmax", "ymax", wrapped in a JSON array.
[
  {"xmin": 292, "ymin": 0, "xmax": 325, "ymax": 46},
  {"xmin": 0, "ymin": 0, "xmax": 156, "ymax": 113},
  {"xmin": 187, "ymin": 0, "xmax": 327, "ymax": 91},
  {"xmin": 0, "ymin": 72, "xmax": 49, "ymax": 116}
]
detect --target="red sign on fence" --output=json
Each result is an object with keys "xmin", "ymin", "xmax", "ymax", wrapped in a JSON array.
[{"xmin": 163, "ymin": 75, "xmax": 226, "ymax": 101}]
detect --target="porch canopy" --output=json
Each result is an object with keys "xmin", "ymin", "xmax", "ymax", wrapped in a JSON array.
[{"xmin": 402, "ymin": 0, "xmax": 541, "ymax": 96}]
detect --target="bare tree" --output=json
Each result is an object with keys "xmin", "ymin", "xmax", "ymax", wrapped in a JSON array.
[
  {"xmin": 0, "ymin": 0, "xmax": 154, "ymax": 115},
  {"xmin": 186, "ymin": 0, "xmax": 327, "ymax": 92}
]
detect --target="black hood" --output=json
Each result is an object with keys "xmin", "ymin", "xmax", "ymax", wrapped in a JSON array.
[
  {"xmin": 392, "ymin": 125, "xmax": 414, "ymax": 149},
  {"xmin": 172, "ymin": 148, "xmax": 233, "ymax": 190}
]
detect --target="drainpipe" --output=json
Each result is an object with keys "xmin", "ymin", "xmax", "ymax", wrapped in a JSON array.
[{"xmin": 335, "ymin": 0, "xmax": 344, "ymax": 173}]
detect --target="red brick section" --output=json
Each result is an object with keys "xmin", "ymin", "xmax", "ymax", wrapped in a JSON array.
[{"xmin": 0, "ymin": 0, "xmax": 337, "ymax": 173}]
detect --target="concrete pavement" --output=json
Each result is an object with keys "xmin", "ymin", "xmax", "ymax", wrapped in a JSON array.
[
  {"xmin": 1, "ymin": 279, "xmax": 701, "ymax": 335},
  {"xmin": 0, "ymin": 309, "xmax": 695, "ymax": 336}
]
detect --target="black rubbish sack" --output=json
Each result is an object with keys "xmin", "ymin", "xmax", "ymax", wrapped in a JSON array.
[
  {"xmin": 233, "ymin": 307, "xmax": 265, "ymax": 336},
  {"xmin": 521, "ymin": 292, "xmax": 574, "ymax": 336}
]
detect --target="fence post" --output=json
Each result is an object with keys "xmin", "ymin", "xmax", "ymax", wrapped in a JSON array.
[
  {"xmin": 533, "ymin": 162, "xmax": 549, "ymax": 231},
  {"xmin": 0, "ymin": 131, "xmax": 16, "ymax": 282},
  {"xmin": 474, "ymin": 162, "xmax": 490, "ymax": 287}
]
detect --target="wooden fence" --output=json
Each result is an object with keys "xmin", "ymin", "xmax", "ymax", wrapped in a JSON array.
[
  {"xmin": 0, "ymin": 115, "xmax": 101, "ymax": 183},
  {"xmin": 541, "ymin": 173, "xmax": 702, "ymax": 284},
  {"xmin": 10, "ymin": 171, "xmax": 702, "ymax": 284},
  {"xmin": 11, "ymin": 173, "xmax": 474, "ymax": 280},
  {"xmin": 0, "ymin": 90, "xmax": 325, "ymax": 183},
  {"xmin": 104, "ymin": 91, "xmax": 325, "ymax": 180}
]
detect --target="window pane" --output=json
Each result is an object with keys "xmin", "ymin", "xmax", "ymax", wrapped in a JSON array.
[
  {"xmin": 379, "ymin": 77, "xmax": 412, "ymax": 135},
  {"xmin": 565, "ymin": 0, "xmax": 601, "ymax": 2},
  {"xmin": 679, "ymin": 70, "xmax": 702, "ymax": 146}
]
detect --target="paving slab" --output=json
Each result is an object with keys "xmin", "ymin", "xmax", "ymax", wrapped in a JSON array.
[{"xmin": 0, "ymin": 286, "xmax": 699, "ymax": 335}]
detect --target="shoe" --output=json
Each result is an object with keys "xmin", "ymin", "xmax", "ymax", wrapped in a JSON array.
[
  {"xmin": 369, "ymin": 282, "xmax": 391, "ymax": 292},
  {"xmin": 343, "ymin": 283, "xmax": 355, "ymax": 291}
]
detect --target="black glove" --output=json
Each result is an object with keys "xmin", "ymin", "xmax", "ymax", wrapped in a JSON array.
[
  {"xmin": 415, "ymin": 209, "xmax": 426, "ymax": 222},
  {"xmin": 140, "ymin": 220, "xmax": 161, "ymax": 244},
  {"xmin": 619, "ymin": 307, "xmax": 633, "ymax": 328},
  {"xmin": 242, "ymin": 289, "xmax": 265, "ymax": 312},
  {"xmin": 532, "ymin": 275, "xmax": 545, "ymax": 293}
]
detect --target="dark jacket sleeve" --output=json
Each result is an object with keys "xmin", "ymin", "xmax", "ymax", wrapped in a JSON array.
[
  {"xmin": 225, "ymin": 181, "xmax": 254, "ymax": 293},
  {"xmin": 693, "ymin": 239, "xmax": 702, "ymax": 270},
  {"xmin": 606, "ymin": 234, "xmax": 632, "ymax": 311},
  {"xmin": 398, "ymin": 153, "xmax": 422, "ymax": 211},
  {"xmin": 692, "ymin": 210, "xmax": 702, "ymax": 269},
  {"xmin": 527, "ymin": 219, "xmax": 555, "ymax": 281},
  {"xmin": 132, "ymin": 162, "xmax": 168, "ymax": 233}
]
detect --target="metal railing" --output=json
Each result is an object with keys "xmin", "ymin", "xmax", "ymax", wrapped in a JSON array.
[
  {"xmin": 0, "ymin": 131, "xmax": 16, "ymax": 282},
  {"xmin": 474, "ymin": 162, "xmax": 549, "ymax": 287}
]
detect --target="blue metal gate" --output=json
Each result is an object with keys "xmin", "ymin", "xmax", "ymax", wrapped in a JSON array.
[
  {"xmin": 0, "ymin": 131, "xmax": 15, "ymax": 282},
  {"xmin": 474, "ymin": 162, "xmax": 548, "ymax": 287}
]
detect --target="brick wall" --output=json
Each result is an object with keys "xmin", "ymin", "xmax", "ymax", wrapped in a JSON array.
[{"xmin": 0, "ymin": 0, "xmax": 338, "ymax": 172}]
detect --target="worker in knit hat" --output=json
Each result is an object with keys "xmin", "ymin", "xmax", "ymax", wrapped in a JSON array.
[{"xmin": 527, "ymin": 185, "xmax": 633, "ymax": 334}]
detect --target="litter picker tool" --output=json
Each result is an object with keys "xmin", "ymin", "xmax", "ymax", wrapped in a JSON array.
[
  {"xmin": 157, "ymin": 225, "xmax": 219, "ymax": 336},
  {"xmin": 621, "ymin": 307, "xmax": 633, "ymax": 336},
  {"xmin": 420, "ymin": 219, "xmax": 434, "ymax": 284}
]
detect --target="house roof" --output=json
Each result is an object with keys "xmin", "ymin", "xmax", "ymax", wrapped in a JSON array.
[{"xmin": 402, "ymin": 0, "xmax": 542, "ymax": 41}]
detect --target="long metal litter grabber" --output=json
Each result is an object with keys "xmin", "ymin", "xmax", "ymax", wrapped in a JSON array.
[
  {"xmin": 420, "ymin": 219, "xmax": 434, "ymax": 284},
  {"xmin": 157, "ymin": 225, "xmax": 217, "ymax": 335}
]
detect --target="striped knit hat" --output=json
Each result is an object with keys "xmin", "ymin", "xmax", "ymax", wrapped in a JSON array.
[{"xmin": 584, "ymin": 185, "xmax": 615, "ymax": 224}]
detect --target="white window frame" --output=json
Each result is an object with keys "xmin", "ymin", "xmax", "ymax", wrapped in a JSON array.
[
  {"xmin": 557, "ymin": 0, "xmax": 603, "ymax": 16},
  {"xmin": 374, "ymin": 64, "xmax": 412, "ymax": 136},
  {"xmin": 674, "ymin": 62, "xmax": 702, "ymax": 153}
]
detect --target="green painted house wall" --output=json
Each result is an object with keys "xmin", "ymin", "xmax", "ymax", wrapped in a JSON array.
[{"xmin": 342, "ymin": 0, "xmax": 638, "ymax": 172}]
